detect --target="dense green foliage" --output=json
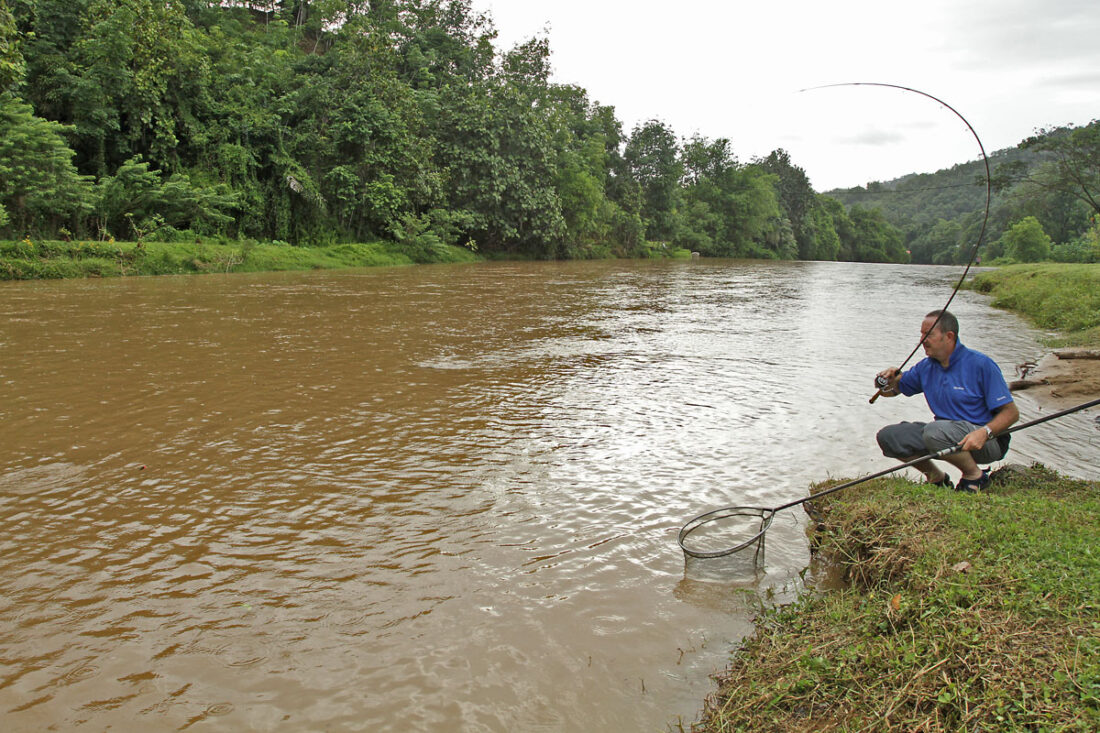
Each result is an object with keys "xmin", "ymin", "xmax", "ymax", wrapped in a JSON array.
[
  {"xmin": 999, "ymin": 216, "xmax": 1051, "ymax": 262},
  {"xmin": 697, "ymin": 466, "xmax": 1100, "ymax": 732},
  {"xmin": 828, "ymin": 121, "xmax": 1100, "ymax": 265},
  {"xmin": 3, "ymin": 0, "xmax": 901, "ymax": 263}
]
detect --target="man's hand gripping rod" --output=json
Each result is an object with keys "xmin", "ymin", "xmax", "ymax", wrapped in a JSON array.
[{"xmin": 870, "ymin": 373, "xmax": 894, "ymax": 404}]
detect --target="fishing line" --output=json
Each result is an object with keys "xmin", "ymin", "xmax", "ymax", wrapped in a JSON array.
[{"xmin": 800, "ymin": 82, "xmax": 993, "ymax": 403}]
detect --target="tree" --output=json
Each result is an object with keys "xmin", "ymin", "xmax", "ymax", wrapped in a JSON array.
[
  {"xmin": 1016, "ymin": 121, "xmax": 1100, "ymax": 217},
  {"xmin": 841, "ymin": 206, "xmax": 907, "ymax": 263},
  {"xmin": 187, "ymin": 7, "xmax": 301, "ymax": 240},
  {"xmin": 69, "ymin": 0, "xmax": 211, "ymax": 175},
  {"xmin": 0, "ymin": 93, "xmax": 91, "ymax": 236},
  {"xmin": 999, "ymin": 216, "xmax": 1051, "ymax": 262},
  {"xmin": 279, "ymin": 21, "xmax": 437, "ymax": 242},
  {"xmin": 92, "ymin": 156, "xmax": 236, "ymax": 239},
  {"xmin": 624, "ymin": 119, "xmax": 682, "ymax": 242},
  {"xmin": 3, "ymin": 0, "xmax": 876, "ymax": 260},
  {"xmin": 537, "ymin": 84, "xmax": 639, "ymax": 257},
  {"xmin": 998, "ymin": 181, "xmax": 1089, "ymax": 246},
  {"xmin": 12, "ymin": 0, "xmax": 91, "ymax": 126},
  {"xmin": 755, "ymin": 149, "xmax": 817, "ymax": 258},
  {"xmin": 805, "ymin": 203, "xmax": 840, "ymax": 260},
  {"xmin": 431, "ymin": 63, "xmax": 565, "ymax": 252},
  {"xmin": 819, "ymin": 196, "xmax": 855, "ymax": 255},
  {"xmin": 677, "ymin": 135, "xmax": 780, "ymax": 257},
  {"xmin": 0, "ymin": 2, "xmax": 25, "ymax": 92},
  {"xmin": 908, "ymin": 218, "xmax": 963, "ymax": 264},
  {"xmin": 1072, "ymin": 217, "xmax": 1100, "ymax": 262}
]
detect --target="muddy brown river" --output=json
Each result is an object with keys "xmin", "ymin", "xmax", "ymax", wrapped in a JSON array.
[{"xmin": 1, "ymin": 260, "xmax": 1096, "ymax": 731}]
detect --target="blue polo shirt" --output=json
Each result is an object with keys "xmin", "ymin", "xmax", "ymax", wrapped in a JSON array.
[{"xmin": 897, "ymin": 342, "xmax": 1014, "ymax": 424}]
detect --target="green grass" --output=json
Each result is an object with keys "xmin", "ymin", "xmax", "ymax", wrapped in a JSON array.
[
  {"xmin": 0, "ymin": 237, "xmax": 703, "ymax": 280},
  {"xmin": 0, "ymin": 237, "xmax": 482, "ymax": 280},
  {"xmin": 967, "ymin": 264, "xmax": 1100, "ymax": 347},
  {"xmin": 695, "ymin": 465, "xmax": 1100, "ymax": 732}
]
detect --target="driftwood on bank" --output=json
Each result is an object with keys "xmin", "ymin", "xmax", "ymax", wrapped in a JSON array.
[
  {"xmin": 1010, "ymin": 378, "xmax": 1048, "ymax": 391},
  {"xmin": 1053, "ymin": 349, "xmax": 1100, "ymax": 360}
]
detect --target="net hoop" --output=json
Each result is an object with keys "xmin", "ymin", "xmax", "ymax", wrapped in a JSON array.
[{"xmin": 677, "ymin": 506, "xmax": 775, "ymax": 559}]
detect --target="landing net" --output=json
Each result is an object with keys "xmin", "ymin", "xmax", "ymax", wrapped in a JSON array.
[{"xmin": 677, "ymin": 506, "xmax": 775, "ymax": 564}]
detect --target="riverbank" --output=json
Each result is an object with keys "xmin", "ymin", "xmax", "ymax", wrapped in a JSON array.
[
  {"xmin": 0, "ymin": 238, "xmax": 698, "ymax": 281},
  {"xmin": 0, "ymin": 238, "xmax": 483, "ymax": 279},
  {"xmin": 967, "ymin": 263, "xmax": 1100, "ymax": 409},
  {"xmin": 695, "ymin": 466, "xmax": 1100, "ymax": 731}
]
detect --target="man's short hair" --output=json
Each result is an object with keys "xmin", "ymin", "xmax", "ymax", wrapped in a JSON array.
[{"xmin": 925, "ymin": 309, "xmax": 959, "ymax": 338}]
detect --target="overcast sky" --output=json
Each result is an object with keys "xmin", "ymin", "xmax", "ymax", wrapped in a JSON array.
[{"xmin": 471, "ymin": 0, "xmax": 1100, "ymax": 191}]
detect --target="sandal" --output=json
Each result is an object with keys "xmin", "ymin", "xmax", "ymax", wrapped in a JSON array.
[
  {"xmin": 955, "ymin": 469, "xmax": 990, "ymax": 494},
  {"xmin": 929, "ymin": 474, "xmax": 953, "ymax": 490}
]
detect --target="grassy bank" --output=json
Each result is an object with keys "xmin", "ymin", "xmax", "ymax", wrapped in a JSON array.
[
  {"xmin": 0, "ymin": 237, "xmax": 697, "ymax": 281},
  {"xmin": 696, "ymin": 466, "xmax": 1100, "ymax": 731},
  {"xmin": 967, "ymin": 263, "xmax": 1100, "ymax": 348},
  {"xmin": 0, "ymin": 237, "xmax": 482, "ymax": 280}
]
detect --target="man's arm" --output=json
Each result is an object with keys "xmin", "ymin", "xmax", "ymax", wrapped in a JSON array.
[{"xmin": 958, "ymin": 402, "xmax": 1020, "ymax": 452}]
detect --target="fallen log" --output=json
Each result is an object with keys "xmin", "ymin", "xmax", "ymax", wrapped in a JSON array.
[
  {"xmin": 1010, "ymin": 378, "xmax": 1049, "ymax": 391},
  {"xmin": 1053, "ymin": 349, "xmax": 1100, "ymax": 360}
]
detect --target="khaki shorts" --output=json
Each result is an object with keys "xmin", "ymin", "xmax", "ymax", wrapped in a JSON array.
[{"xmin": 876, "ymin": 419, "xmax": 1007, "ymax": 464}]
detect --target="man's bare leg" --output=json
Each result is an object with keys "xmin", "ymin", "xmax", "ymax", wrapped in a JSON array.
[
  {"xmin": 940, "ymin": 450, "xmax": 983, "ymax": 480},
  {"xmin": 905, "ymin": 457, "xmax": 950, "ymax": 483}
]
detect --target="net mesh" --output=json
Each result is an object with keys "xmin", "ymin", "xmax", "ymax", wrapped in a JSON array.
[{"xmin": 682, "ymin": 545, "xmax": 769, "ymax": 581}]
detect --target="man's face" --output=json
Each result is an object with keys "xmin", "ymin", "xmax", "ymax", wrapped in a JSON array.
[{"xmin": 921, "ymin": 316, "xmax": 955, "ymax": 363}]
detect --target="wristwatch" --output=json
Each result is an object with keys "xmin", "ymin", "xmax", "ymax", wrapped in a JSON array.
[{"xmin": 984, "ymin": 425, "xmax": 994, "ymax": 439}]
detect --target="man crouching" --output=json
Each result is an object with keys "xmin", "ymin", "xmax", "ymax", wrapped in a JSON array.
[{"xmin": 876, "ymin": 309, "xmax": 1020, "ymax": 493}]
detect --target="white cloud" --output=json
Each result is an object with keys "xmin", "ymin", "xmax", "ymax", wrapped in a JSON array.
[
  {"xmin": 835, "ymin": 130, "xmax": 906, "ymax": 146},
  {"xmin": 473, "ymin": 0, "xmax": 1100, "ymax": 190}
]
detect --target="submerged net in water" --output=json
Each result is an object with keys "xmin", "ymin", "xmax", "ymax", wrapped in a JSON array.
[{"xmin": 677, "ymin": 506, "xmax": 775, "ymax": 566}]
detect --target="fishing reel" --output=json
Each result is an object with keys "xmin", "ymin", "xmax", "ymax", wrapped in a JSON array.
[{"xmin": 870, "ymin": 372, "xmax": 897, "ymax": 403}]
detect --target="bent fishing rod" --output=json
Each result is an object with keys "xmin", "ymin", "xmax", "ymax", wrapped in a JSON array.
[
  {"xmin": 678, "ymin": 396, "xmax": 1100, "ymax": 559},
  {"xmin": 801, "ymin": 83, "xmax": 993, "ymax": 404}
]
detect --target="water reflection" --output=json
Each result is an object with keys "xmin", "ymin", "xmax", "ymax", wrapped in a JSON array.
[{"xmin": 0, "ymin": 260, "xmax": 1094, "ymax": 731}]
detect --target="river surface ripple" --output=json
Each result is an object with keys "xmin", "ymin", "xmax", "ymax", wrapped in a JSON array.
[{"xmin": 0, "ymin": 260, "xmax": 1095, "ymax": 731}]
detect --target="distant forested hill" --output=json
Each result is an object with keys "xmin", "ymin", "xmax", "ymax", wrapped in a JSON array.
[
  {"xmin": 824, "ymin": 122, "xmax": 1099, "ymax": 264},
  {"xmin": 827, "ymin": 147, "xmax": 1030, "ymax": 225}
]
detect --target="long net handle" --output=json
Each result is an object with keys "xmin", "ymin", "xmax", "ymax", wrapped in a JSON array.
[
  {"xmin": 678, "ymin": 397, "xmax": 1100, "ymax": 560},
  {"xmin": 774, "ymin": 396, "xmax": 1100, "ymax": 513}
]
